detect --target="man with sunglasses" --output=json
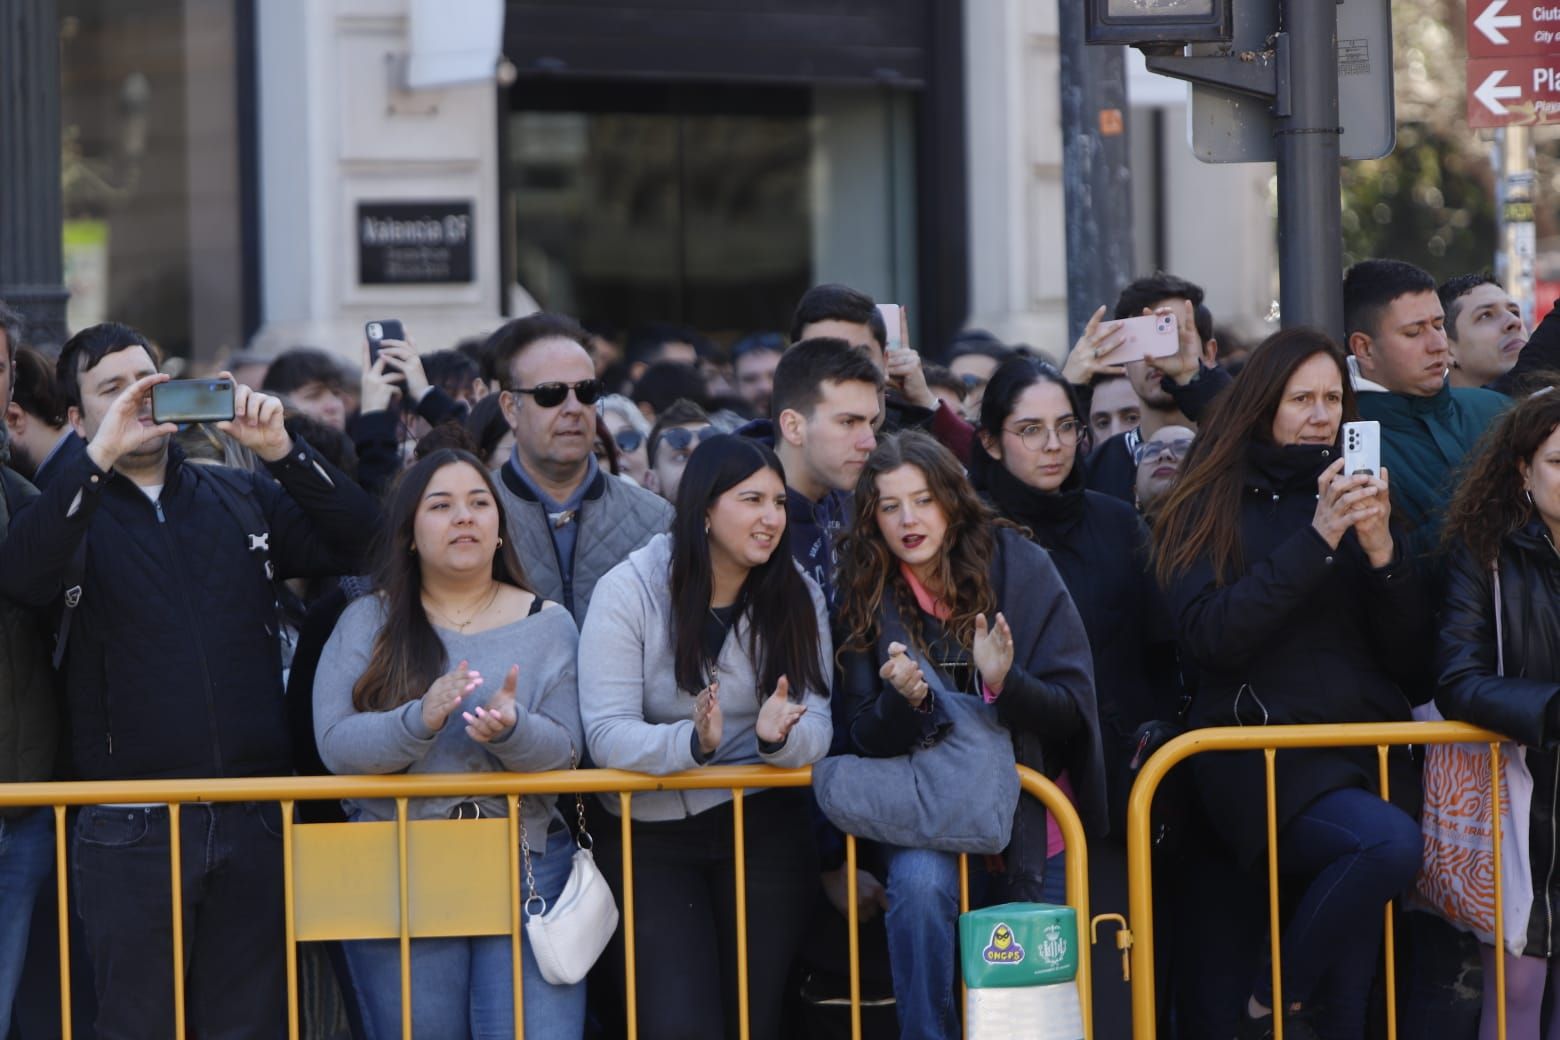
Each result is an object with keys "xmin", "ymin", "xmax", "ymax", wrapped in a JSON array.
[
  {"xmin": 644, "ymin": 399, "xmax": 715, "ymax": 504},
  {"xmin": 487, "ymin": 313, "xmax": 673, "ymax": 625}
]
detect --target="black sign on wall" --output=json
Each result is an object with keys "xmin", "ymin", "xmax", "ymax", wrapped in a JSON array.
[{"xmin": 358, "ymin": 201, "xmax": 474, "ymax": 285}]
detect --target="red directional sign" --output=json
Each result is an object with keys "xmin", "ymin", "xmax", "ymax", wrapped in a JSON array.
[
  {"xmin": 1467, "ymin": 0, "xmax": 1560, "ymax": 59},
  {"xmin": 1467, "ymin": 56, "xmax": 1560, "ymax": 127}
]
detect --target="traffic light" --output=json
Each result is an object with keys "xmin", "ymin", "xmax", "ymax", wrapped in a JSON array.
[{"xmin": 1084, "ymin": 0, "xmax": 1232, "ymax": 45}]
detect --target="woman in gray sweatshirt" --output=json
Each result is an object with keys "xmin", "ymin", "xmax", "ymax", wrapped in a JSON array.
[
  {"xmin": 314, "ymin": 449, "xmax": 585, "ymax": 1040},
  {"xmin": 578, "ymin": 435, "xmax": 832, "ymax": 1040}
]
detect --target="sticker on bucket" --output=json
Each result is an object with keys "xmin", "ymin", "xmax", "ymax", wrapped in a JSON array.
[
  {"xmin": 982, "ymin": 922, "xmax": 1026, "ymax": 965},
  {"xmin": 1038, "ymin": 922, "xmax": 1069, "ymax": 970}
]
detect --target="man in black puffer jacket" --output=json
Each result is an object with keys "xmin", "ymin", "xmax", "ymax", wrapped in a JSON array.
[{"xmin": 0, "ymin": 322, "xmax": 379, "ymax": 1040}]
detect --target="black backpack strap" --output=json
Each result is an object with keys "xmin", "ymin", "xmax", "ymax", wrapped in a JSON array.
[
  {"xmin": 53, "ymin": 540, "xmax": 86, "ymax": 670},
  {"xmin": 188, "ymin": 464, "xmax": 274, "ymax": 581}
]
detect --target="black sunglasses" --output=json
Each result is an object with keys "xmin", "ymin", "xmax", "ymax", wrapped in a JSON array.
[
  {"xmin": 507, "ymin": 379, "xmax": 604, "ymax": 409},
  {"xmin": 613, "ymin": 429, "xmax": 646, "ymax": 454}
]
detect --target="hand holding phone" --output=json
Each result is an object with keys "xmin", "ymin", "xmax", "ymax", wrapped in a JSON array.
[
  {"xmin": 1342, "ymin": 420, "xmax": 1381, "ymax": 476},
  {"xmin": 366, "ymin": 319, "xmax": 409, "ymax": 393},
  {"xmin": 1096, "ymin": 312, "xmax": 1180, "ymax": 366},
  {"xmin": 876, "ymin": 304, "xmax": 904, "ymax": 353}
]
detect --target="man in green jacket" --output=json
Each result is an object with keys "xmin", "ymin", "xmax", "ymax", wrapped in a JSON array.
[{"xmin": 1343, "ymin": 259, "xmax": 1508, "ymax": 568}]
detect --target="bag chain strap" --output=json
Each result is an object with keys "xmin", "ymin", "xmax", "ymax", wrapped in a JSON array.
[{"xmin": 518, "ymin": 747, "xmax": 592, "ymax": 918}]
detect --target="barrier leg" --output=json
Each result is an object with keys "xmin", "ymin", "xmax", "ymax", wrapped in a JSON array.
[
  {"xmin": 1264, "ymin": 750, "xmax": 1283, "ymax": 1040},
  {"xmin": 620, "ymin": 794, "xmax": 638, "ymax": 1040},
  {"xmin": 281, "ymin": 800, "xmax": 299, "ymax": 1040},
  {"xmin": 169, "ymin": 803, "xmax": 186, "ymax": 1040},
  {"xmin": 733, "ymin": 790, "xmax": 750, "ymax": 1040},
  {"xmin": 1491, "ymin": 745, "xmax": 1507, "ymax": 1040},
  {"xmin": 509, "ymin": 794, "xmax": 524, "ymax": 1039},
  {"xmin": 53, "ymin": 805, "xmax": 71, "ymax": 1040},
  {"xmin": 846, "ymin": 835, "xmax": 861, "ymax": 1040},
  {"xmin": 1375, "ymin": 748, "xmax": 1398, "ymax": 1039},
  {"xmin": 396, "ymin": 798, "xmax": 411, "ymax": 1040}
]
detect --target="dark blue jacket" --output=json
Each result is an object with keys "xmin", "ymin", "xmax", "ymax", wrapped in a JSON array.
[{"xmin": 0, "ymin": 439, "xmax": 378, "ymax": 781}]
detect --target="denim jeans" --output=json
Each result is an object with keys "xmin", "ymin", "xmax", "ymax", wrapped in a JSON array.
[
  {"xmin": 0, "ymin": 808, "xmax": 53, "ymax": 1034},
  {"xmin": 71, "ymin": 801, "xmax": 287, "ymax": 1040},
  {"xmin": 1253, "ymin": 787, "xmax": 1422, "ymax": 1040},
  {"xmin": 882, "ymin": 846, "xmax": 1066, "ymax": 1040},
  {"xmin": 345, "ymin": 822, "xmax": 585, "ymax": 1040}
]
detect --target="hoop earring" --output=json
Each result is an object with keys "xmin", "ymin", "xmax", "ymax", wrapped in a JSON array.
[
  {"xmin": 497, "ymin": 536, "xmax": 504, "ymax": 547},
  {"xmin": 1525, "ymin": 488, "xmax": 1535, "ymax": 508}
]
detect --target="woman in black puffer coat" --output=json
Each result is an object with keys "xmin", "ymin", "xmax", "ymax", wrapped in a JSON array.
[
  {"xmin": 1437, "ymin": 387, "xmax": 1560, "ymax": 1040},
  {"xmin": 1152, "ymin": 328, "xmax": 1431, "ymax": 1040}
]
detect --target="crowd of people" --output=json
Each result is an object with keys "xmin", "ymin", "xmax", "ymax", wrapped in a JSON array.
[{"xmin": 0, "ymin": 262, "xmax": 1554, "ymax": 1040}]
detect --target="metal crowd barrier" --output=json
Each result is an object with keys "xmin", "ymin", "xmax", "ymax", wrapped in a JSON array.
[
  {"xmin": 1124, "ymin": 721, "xmax": 1510, "ymax": 1040},
  {"xmin": 0, "ymin": 763, "xmax": 1090, "ymax": 1040}
]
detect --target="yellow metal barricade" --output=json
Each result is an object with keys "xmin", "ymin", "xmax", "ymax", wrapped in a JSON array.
[
  {"xmin": 0, "ymin": 763, "xmax": 1092, "ymax": 1040},
  {"xmin": 1124, "ymin": 721, "xmax": 1511, "ymax": 1040}
]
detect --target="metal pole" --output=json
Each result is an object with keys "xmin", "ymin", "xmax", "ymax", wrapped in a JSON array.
[
  {"xmin": 0, "ymin": 0, "xmax": 70, "ymax": 351},
  {"xmin": 1495, "ymin": 126, "xmax": 1537, "ymax": 331},
  {"xmin": 1274, "ymin": 0, "xmax": 1343, "ymax": 338},
  {"xmin": 1058, "ymin": 0, "xmax": 1136, "ymax": 345}
]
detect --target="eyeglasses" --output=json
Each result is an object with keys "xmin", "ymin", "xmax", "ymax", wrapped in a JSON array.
[
  {"xmin": 507, "ymin": 379, "xmax": 604, "ymax": 408},
  {"xmin": 613, "ymin": 429, "xmax": 646, "ymax": 454},
  {"xmin": 1133, "ymin": 438, "xmax": 1194, "ymax": 467},
  {"xmin": 654, "ymin": 425, "xmax": 718, "ymax": 458},
  {"xmin": 1005, "ymin": 418, "xmax": 1084, "ymax": 451}
]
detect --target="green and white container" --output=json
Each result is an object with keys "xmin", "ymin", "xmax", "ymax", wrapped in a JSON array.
[{"xmin": 960, "ymin": 902, "xmax": 1084, "ymax": 1040}]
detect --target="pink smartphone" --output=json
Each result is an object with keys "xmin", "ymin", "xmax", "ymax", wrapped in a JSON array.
[{"xmin": 1099, "ymin": 311, "xmax": 1179, "ymax": 364}]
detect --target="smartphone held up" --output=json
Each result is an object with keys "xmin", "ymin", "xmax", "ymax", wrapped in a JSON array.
[
  {"xmin": 1097, "ymin": 311, "xmax": 1179, "ymax": 366},
  {"xmin": 150, "ymin": 379, "xmax": 236, "ymax": 424}
]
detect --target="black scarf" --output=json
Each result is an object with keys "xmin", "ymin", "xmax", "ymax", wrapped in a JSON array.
[
  {"xmin": 1243, "ymin": 440, "xmax": 1336, "ymax": 493},
  {"xmin": 986, "ymin": 457, "xmax": 1086, "ymax": 546}
]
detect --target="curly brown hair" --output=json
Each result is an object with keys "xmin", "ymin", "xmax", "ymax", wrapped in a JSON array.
[
  {"xmin": 1443, "ymin": 381, "xmax": 1560, "ymax": 566},
  {"xmin": 835, "ymin": 431, "xmax": 1004, "ymax": 661}
]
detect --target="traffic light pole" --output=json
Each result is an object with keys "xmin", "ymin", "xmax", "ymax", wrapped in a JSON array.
[
  {"xmin": 1140, "ymin": 0, "xmax": 1346, "ymax": 338},
  {"xmin": 1273, "ymin": 0, "xmax": 1343, "ymax": 338}
]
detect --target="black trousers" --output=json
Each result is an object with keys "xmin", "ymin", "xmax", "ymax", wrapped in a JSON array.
[
  {"xmin": 71, "ymin": 802, "xmax": 286, "ymax": 1040},
  {"xmin": 593, "ymin": 789, "xmax": 818, "ymax": 1040}
]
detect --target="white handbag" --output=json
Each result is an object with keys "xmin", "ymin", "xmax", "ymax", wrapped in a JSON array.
[{"xmin": 520, "ymin": 778, "xmax": 620, "ymax": 986}]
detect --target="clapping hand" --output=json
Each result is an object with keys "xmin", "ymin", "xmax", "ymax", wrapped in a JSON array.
[
  {"xmin": 694, "ymin": 680, "xmax": 723, "ymax": 757},
  {"xmin": 879, "ymin": 642, "xmax": 930, "ymax": 707},
  {"xmin": 464, "ymin": 664, "xmax": 518, "ymax": 743},
  {"xmin": 972, "ymin": 613, "xmax": 1014, "ymax": 696},
  {"xmin": 421, "ymin": 659, "xmax": 481, "ymax": 733},
  {"xmin": 755, "ymin": 675, "xmax": 807, "ymax": 745}
]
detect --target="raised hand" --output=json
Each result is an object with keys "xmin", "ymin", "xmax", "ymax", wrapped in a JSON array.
[
  {"xmin": 755, "ymin": 675, "xmax": 807, "ymax": 745},
  {"xmin": 694, "ymin": 680, "xmax": 723, "ymax": 757},
  {"xmin": 421, "ymin": 659, "xmax": 481, "ymax": 733},
  {"xmin": 84, "ymin": 373, "xmax": 178, "ymax": 473},
  {"xmin": 464, "ymin": 664, "xmax": 519, "ymax": 743},
  {"xmin": 1350, "ymin": 466, "xmax": 1394, "ymax": 568},
  {"xmin": 359, "ymin": 345, "xmax": 401, "ymax": 414},
  {"xmin": 215, "ymin": 372, "xmax": 292, "ymax": 462},
  {"xmin": 972, "ymin": 612, "xmax": 1014, "ymax": 696},
  {"xmin": 879, "ymin": 642, "xmax": 930, "ymax": 707},
  {"xmin": 1311, "ymin": 457, "xmax": 1387, "ymax": 550},
  {"xmin": 1143, "ymin": 299, "xmax": 1204, "ymax": 386},
  {"xmin": 374, "ymin": 340, "xmax": 430, "ymax": 403},
  {"xmin": 1061, "ymin": 305, "xmax": 1129, "ymax": 385}
]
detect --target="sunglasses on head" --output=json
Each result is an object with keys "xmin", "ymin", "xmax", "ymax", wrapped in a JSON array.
[{"xmin": 507, "ymin": 379, "xmax": 604, "ymax": 409}]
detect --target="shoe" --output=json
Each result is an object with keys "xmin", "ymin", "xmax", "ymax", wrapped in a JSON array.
[{"xmin": 1234, "ymin": 1004, "xmax": 1322, "ymax": 1040}]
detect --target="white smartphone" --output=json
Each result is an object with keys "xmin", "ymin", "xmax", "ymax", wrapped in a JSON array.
[
  {"xmin": 1098, "ymin": 311, "xmax": 1179, "ymax": 365},
  {"xmin": 877, "ymin": 304, "xmax": 905, "ymax": 352},
  {"xmin": 1343, "ymin": 420, "xmax": 1381, "ymax": 476}
]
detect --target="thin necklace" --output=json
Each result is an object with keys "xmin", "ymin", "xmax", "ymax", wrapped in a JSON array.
[{"xmin": 425, "ymin": 583, "xmax": 501, "ymax": 633}]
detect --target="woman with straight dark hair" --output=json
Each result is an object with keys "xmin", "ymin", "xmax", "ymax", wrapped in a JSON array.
[
  {"xmin": 577, "ymin": 434, "xmax": 832, "ymax": 1040},
  {"xmin": 834, "ymin": 430, "xmax": 1103, "ymax": 1040},
  {"xmin": 1437, "ymin": 386, "xmax": 1560, "ymax": 1040},
  {"xmin": 313, "ymin": 448, "xmax": 585, "ymax": 1039},
  {"xmin": 1152, "ymin": 328, "xmax": 1428, "ymax": 1040}
]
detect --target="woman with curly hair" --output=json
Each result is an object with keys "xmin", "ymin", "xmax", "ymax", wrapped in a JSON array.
[
  {"xmin": 1437, "ymin": 384, "xmax": 1560, "ymax": 1040},
  {"xmin": 833, "ymin": 429, "xmax": 1105, "ymax": 1040}
]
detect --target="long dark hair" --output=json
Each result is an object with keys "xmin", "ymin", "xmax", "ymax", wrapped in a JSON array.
[
  {"xmin": 669, "ymin": 435, "xmax": 826, "ymax": 701},
  {"xmin": 972, "ymin": 355, "xmax": 1089, "ymax": 490},
  {"xmin": 1152, "ymin": 327, "xmax": 1356, "ymax": 587},
  {"xmin": 1444, "ymin": 383, "xmax": 1560, "ymax": 565},
  {"xmin": 352, "ymin": 449, "xmax": 532, "ymax": 713},
  {"xmin": 836, "ymin": 430, "xmax": 1003, "ymax": 660}
]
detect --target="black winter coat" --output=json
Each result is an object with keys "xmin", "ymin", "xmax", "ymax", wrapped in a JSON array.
[
  {"xmin": 837, "ymin": 527, "xmax": 1108, "ymax": 895},
  {"xmin": 1437, "ymin": 524, "xmax": 1560, "ymax": 956},
  {"xmin": 1168, "ymin": 442, "xmax": 1432, "ymax": 865},
  {"xmin": 985, "ymin": 462, "xmax": 1182, "ymax": 834},
  {"xmin": 0, "ymin": 440, "xmax": 378, "ymax": 781}
]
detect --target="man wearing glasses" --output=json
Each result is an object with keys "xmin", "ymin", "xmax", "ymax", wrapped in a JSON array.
[
  {"xmin": 489, "ymin": 313, "xmax": 673, "ymax": 624},
  {"xmin": 644, "ymin": 399, "xmax": 715, "ymax": 504}
]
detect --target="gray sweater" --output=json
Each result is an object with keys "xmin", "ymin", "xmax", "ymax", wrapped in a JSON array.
[
  {"xmin": 314, "ymin": 594, "xmax": 584, "ymax": 837},
  {"xmin": 578, "ymin": 533, "xmax": 833, "ymax": 820}
]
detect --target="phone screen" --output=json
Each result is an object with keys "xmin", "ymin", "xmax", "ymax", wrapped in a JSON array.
[{"xmin": 151, "ymin": 379, "xmax": 236, "ymax": 424}]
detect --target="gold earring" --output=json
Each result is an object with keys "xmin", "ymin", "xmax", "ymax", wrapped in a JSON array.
[{"xmin": 497, "ymin": 536, "xmax": 504, "ymax": 547}]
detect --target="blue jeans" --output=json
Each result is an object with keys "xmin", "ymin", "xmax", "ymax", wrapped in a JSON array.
[
  {"xmin": 72, "ymin": 802, "xmax": 287, "ymax": 1040},
  {"xmin": 1254, "ymin": 787, "xmax": 1422, "ymax": 1040},
  {"xmin": 0, "ymin": 808, "xmax": 53, "ymax": 1034},
  {"xmin": 882, "ymin": 846, "xmax": 1066, "ymax": 1040},
  {"xmin": 345, "ymin": 822, "xmax": 585, "ymax": 1040}
]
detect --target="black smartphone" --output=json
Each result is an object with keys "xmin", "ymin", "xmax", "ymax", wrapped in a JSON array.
[
  {"xmin": 151, "ymin": 379, "xmax": 235, "ymax": 424},
  {"xmin": 365, "ymin": 319, "xmax": 405, "ymax": 365}
]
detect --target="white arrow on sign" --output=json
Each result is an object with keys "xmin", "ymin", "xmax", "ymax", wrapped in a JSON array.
[
  {"xmin": 1475, "ymin": 68, "xmax": 1524, "ymax": 114},
  {"xmin": 1475, "ymin": 0, "xmax": 1524, "ymax": 45}
]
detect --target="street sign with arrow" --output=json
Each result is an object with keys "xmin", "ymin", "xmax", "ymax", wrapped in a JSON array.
[
  {"xmin": 1467, "ymin": 56, "xmax": 1560, "ymax": 127},
  {"xmin": 1466, "ymin": 0, "xmax": 1559, "ymax": 58}
]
